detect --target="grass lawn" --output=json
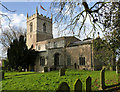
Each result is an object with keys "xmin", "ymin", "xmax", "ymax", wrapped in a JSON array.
[{"xmin": 1, "ymin": 69, "xmax": 118, "ymax": 91}]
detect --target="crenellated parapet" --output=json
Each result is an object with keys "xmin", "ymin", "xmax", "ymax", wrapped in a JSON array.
[
  {"xmin": 26, "ymin": 6, "xmax": 53, "ymax": 49},
  {"xmin": 27, "ymin": 7, "xmax": 52, "ymax": 23}
]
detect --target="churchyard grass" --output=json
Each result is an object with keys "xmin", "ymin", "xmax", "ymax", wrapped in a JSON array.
[{"xmin": 1, "ymin": 69, "xmax": 118, "ymax": 91}]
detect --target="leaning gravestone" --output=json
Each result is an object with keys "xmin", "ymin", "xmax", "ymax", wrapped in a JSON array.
[
  {"xmin": 59, "ymin": 68, "xmax": 65, "ymax": 76},
  {"xmin": 74, "ymin": 79, "xmax": 82, "ymax": 92},
  {"xmin": 86, "ymin": 76, "xmax": 92, "ymax": 92},
  {"xmin": 56, "ymin": 82, "xmax": 70, "ymax": 92}
]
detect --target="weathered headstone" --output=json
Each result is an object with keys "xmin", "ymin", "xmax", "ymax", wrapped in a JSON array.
[
  {"xmin": 44, "ymin": 67, "xmax": 48, "ymax": 72},
  {"xmin": 48, "ymin": 68, "xmax": 50, "ymax": 72},
  {"xmin": 74, "ymin": 79, "xmax": 82, "ymax": 92},
  {"xmin": 100, "ymin": 68, "xmax": 105, "ymax": 90},
  {"xmin": 59, "ymin": 68, "xmax": 65, "ymax": 76},
  {"xmin": 56, "ymin": 82, "xmax": 70, "ymax": 92},
  {"xmin": 86, "ymin": 76, "xmax": 91, "ymax": 92},
  {"xmin": 25, "ymin": 68, "xmax": 27, "ymax": 72},
  {"xmin": 50, "ymin": 67, "xmax": 52, "ymax": 71},
  {"xmin": 74, "ymin": 63, "xmax": 77, "ymax": 69}
]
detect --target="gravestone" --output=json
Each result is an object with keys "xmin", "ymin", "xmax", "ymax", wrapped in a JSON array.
[
  {"xmin": 25, "ymin": 68, "xmax": 27, "ymax": 72},
  {"xmin": 50, "ymin": 67, "xmax": 52, "ymax": 71},
  {"xmin": 74, "ymin": 79, "xmax": 82, "ymax": 92},
  {"xmin": 48, "ymin": 68, "xmax": 50, "ymax": 72},
  {"xmin": 100, "ymin": 68, "xmax": 105, "ymax": 90},
  {"xmin": 86, "ymin": 76, "xmax": 91, "ymax": 92},
  {"xmin": 74, "ymin": 63, "xmax": 77, "ymax": 69},
  {"xmin": 44, "ymin": 67, "xmax": 48, "ymax": 72},
  {"xmin": 59, "ymin": 68, "xmax": 65, "ymax": 76},
  {"xmin": 56, "ymin": 82, "xmax": 70, "ymax": 92}
]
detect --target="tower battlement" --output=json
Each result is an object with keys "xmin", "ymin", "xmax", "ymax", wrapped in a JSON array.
[
  {"xmin": 27, "ymin": 7, "xmax": 52, "ymax": 23},
  {"xmin": 26, "ymin": 7, "xmax": 53, "ymax": 49},
  {"xmin": 27, "ymin": 13, "xmax": 52, "ymax": 22}
]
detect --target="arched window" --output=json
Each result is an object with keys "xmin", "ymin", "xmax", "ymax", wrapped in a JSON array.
[
  {"xmin": 43, "ymin": 23, "xmax": 46, "ymax": 32},
  {"xmin": 30, "ymin": 22, "xmax": 33, "ymax": 32}
]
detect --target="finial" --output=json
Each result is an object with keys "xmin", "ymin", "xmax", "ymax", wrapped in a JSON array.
[
  {"xmin": 27, "ymin": 12, "xmax": 28, "ymax": 18},
  {"xmin": 36, "ymin": 6, "xmax": 38, "ymax": 14},
  {"xmin": 51, "ymin": 13, "xmax": 53, "ymax": 19},
  {"xmin": 98, "ymin": 32, "xmax": 100, "ymax": 38}
]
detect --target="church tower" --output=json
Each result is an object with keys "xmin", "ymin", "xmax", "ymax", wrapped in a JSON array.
[{"xmin": 26, "ymin": 7, "xmax": 53, "ymax": 49}]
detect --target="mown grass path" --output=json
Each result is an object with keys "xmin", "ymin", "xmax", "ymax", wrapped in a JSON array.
[{"xmin": 1, "ymin": 69, "xmax": 118, "ymax": 91}]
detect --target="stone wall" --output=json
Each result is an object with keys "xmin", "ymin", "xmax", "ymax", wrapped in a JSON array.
[
  {"xmin": 48, "ymin": 40, "xmax": 65, "ymax": 49},
  {"xmin": 66, "ymin": 44, "xmax": 92, "ymax": 70},
  {"xmin": 26, "ymin": 14, "xmax": 37, "ymax": 49},
  {"xmin": 34, "ymin": 40, "xmax": 104, "ymax": 71},
  {"xmin": 26, "ymin": 9, "xmax": 104, "ymax": 72},
  {"xmin": 47, "ymin": 48, "xmax": 65, "ymax": 68},
  {"xmin": 34, "ymin": 51, "xmax": 48, "ymax": 72}
]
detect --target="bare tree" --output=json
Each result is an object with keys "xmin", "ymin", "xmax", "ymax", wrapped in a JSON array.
[
  {"xmin": 0, "ymin": 2, "xmax": 16, "ymax": 30},
  {"xmin": 0, "ymin": 26, "xmax": 26, "ymax": 56},
  {"xmin": 49, "ymin": 1, "xmax": 108, "ymax": 38},
  {"xmin": 0, "ymin": 3, "xmax": 26, "ymax": 57},
  {"xmin": 48, "ymin": 1, "xmax": 120, "ymax": 70}
]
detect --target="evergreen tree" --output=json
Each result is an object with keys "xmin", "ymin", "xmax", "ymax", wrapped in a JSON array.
[{"xmin": 7, "ymin": 35, "xmax": 38, "ymax": 71}]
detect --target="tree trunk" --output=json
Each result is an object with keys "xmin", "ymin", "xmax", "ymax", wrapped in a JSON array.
[{"xmin": 112, "ymin": 50, "xmax": 116, "ymax": 71}]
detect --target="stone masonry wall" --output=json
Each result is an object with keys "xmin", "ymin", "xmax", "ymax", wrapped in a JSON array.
[{"xmin": 66, "ymin": 44, "xmax": 92, "ymax": 70}]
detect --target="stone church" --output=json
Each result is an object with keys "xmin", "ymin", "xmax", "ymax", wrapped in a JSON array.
[{"xmin": 26, "ymin": 8, "xmax": 103, "ymax": 72}]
